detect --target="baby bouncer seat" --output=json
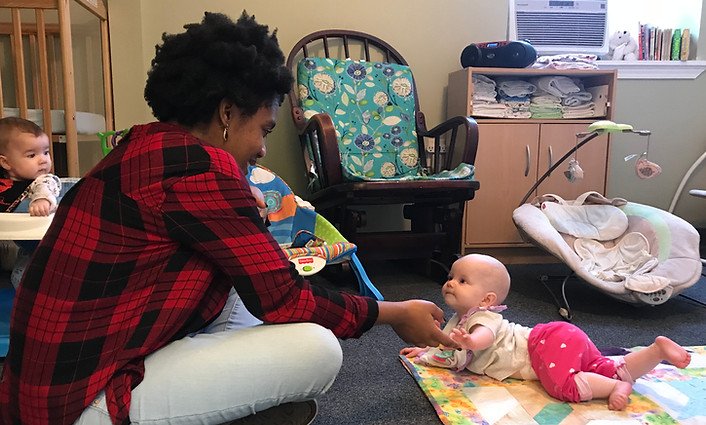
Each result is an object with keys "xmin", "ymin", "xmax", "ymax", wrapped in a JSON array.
[
  {"xmin": 513, "ymin": 193, "xmax": 702, "ymax": 306},
  {"xmin": 512, "ymin": 121, "xmax": 702, "ymax": 309},
  {"xmin": 247, "ymin": 165, "xmax": 383, "ymax": 300}
]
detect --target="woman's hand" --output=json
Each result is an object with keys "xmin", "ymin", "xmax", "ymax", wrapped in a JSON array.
[
  {"xmin": 400, "ymin": 346, "xmax": 428, "ymax": 358},
  {"xmin": 377, "ymin": 300, "xmax": 457, "ymax": 348}
]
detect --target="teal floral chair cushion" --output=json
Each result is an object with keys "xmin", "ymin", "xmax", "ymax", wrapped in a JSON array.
[{"xmin": 297, "ymin": 57, "xmax": 423, "ymax": 181}]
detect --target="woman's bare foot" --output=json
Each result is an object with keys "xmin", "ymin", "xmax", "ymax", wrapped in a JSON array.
[
  {"xmin": 607, "ymin": 381, "xmax": 632, "ymax": 410},
  {"xmin": 655, "ymin": 336, "xmax": 691, "ymax": 368}
]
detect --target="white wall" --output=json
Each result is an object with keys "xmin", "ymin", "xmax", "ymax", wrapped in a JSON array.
[{"xmin": 107, "ymin": 0, "xmax": 706, "ymax": 227}]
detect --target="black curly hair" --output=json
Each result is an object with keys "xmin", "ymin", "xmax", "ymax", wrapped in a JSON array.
[{"xmin": 144, "ymin": 11, "xmax": 293, "ymax": 126}]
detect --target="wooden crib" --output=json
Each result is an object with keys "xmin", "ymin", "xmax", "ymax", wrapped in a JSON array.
[{"xmin": 0, "ymin": 0, "xmax": 113, "ymax": 176}]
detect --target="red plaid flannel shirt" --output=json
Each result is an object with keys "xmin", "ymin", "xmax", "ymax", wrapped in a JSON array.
[{"xmin": 0, "ymin": 122, "xmax": 377, "ymax": 425}]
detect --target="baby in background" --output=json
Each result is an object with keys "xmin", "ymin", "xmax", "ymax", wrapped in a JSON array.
[
  {"xmin": 0, "ymin": 117, "xmax": 61, "ymax": 216},
  {"xmin": 401, "ymin": 254, "xmax": 691, "ymax": 410}
]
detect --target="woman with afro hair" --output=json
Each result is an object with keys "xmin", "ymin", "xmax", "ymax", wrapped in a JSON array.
[{"xmin": 0, "ymin": 11, "xmax": 455, "ymax": 425}]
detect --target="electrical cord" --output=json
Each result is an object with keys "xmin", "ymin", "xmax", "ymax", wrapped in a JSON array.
[
  {"xmin": 538, "ymin": 273, "xmax": 574, "ymax": 321},
  {"xmin": 668, "ymin": 151, "xmax": 706, "ymax": 214}
]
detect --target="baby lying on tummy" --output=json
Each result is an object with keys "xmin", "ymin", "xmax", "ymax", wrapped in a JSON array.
[{"xmin": 401, "ymin": 254, "xmax": 691, "ymax": 410}]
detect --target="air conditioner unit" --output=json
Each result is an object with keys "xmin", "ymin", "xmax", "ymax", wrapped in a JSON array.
[{"xmin": 509, "ymin": 0, "xmax": 609, "ymax": 56}]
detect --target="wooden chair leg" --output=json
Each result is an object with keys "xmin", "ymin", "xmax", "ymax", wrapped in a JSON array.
[{"xmin": 440, "ymin": 204, "xmax": 464, "ymax": 264}]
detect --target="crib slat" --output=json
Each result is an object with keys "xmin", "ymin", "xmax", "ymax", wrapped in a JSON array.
[
  {"xmin": 84, "ymin": 36, "xmax": 96, "ymax": 112},
  {"xmin": 29, "ymin": 35, "xmax": 41, "ymax": 107},
  {"xmin": 10, "ymin": 8, "xmax": 28, "ymax": 118},
  {"xmin": 58, "ymin": 0, "xmax": 79, "ymax": 176},
  {"xmin": 0, "ymin": 56, "xmax": 4, "ymax": 114},
  {"xmin": 46, "ymin": 35, "xmax": 60, "ymax": 108},
  {"xmin": 100, "ymin": 18, "xmax": 114, "ymax": 131},
  {"xmin": 36, "ymin": 9, "xmax": 54, "ymax": 166}
]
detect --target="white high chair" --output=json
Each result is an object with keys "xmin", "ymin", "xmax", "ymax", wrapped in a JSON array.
[
  {"xmin": 0, "ymin": 213, "xmax": 54, "ymax": 356},
  {"xmin": 0, "ymin": 177, "xmax": 78, "ymax": 357}
]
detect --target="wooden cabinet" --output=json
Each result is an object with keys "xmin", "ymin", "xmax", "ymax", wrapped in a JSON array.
[
  {"xmin": 464, "ymin": 123, "xmax": 538, "ymax": 245},
  {"xmin": 446, "ymin": 67, "xmax": 617, "ymax": 252},
  {"xmin": 535, "ymin": 124, "xmax": 609, "ymax": 200}
]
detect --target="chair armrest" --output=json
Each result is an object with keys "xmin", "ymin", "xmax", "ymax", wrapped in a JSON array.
[
  {"xmin": 416, "ymin": 112, "xmax": 479, "ymax": 173},
  {"xmin": 293, "ymin": 107, "xmax": 343, "ymax": 189}
]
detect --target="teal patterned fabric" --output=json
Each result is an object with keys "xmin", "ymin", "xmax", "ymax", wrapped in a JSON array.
[{"xmin": 297, "ymin": 57, "xmax": 423, "ymax": 180}]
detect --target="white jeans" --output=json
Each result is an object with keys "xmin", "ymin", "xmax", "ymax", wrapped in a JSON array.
[{"xmin": 74, "ymin": 290, "xmax": 343, "ymax": 424}]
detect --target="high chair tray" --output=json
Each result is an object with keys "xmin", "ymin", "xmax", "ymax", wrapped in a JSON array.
[{"xmin": 0, "ymin": 213, "xmax": 54, "ymax": 240}]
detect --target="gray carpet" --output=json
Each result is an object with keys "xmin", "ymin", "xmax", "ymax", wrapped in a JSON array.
[
  {"xmin": 311, "ymin": 260, "xmax": 706, "ymax": 425},
  {"xmin": 2, "ymin": 261, "xmax": 704, "ymax": 425}
]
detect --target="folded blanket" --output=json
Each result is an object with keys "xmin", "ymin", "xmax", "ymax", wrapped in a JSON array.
[
  {"xmin": 562, "ymin": 91, "xmax": 593, "ymax": 106},
  {"xmin": 533, "ymin": 76, "xmax": 581, "ymax": 98}
]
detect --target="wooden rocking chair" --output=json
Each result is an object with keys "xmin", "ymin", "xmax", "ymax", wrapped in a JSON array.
[{"xmin": 286, "ymin": 30, "xmax": 480, "ymax": 270}]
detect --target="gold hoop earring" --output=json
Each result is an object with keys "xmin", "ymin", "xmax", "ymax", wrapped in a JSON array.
[{"xmin": 222, "ymin": 125, "xmax": 229, "ymax": 142}]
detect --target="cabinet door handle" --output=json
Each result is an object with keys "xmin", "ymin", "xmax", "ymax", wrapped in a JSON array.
[
  {"xmin": 525, "ymin": 145, "xmax": 530, "ymax": 177},
  {"xmin": 548, "ymin": 146, "xmax": 554, "ymax": 171}
]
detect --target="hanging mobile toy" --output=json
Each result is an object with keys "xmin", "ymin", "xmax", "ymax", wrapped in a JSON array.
[
  {"xmin": 519, "ymin": 121, "xmax": 658, "ymax": 206},
  {"xmin": 624, "ymin": 130, "xmax": 661, "ymax": 179},
  {"xmin": 564, "ymin": 134, "xmax": 584, "ymax": 182}
]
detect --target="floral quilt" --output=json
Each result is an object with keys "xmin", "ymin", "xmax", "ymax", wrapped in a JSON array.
[{"xmin": 400, "ymin": 346, "xmax": 706, "ymax": 424}]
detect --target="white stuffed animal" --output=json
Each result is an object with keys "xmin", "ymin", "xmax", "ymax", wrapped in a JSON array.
[{"xmin": 608, "ymin": 30, "xmax": 638, "ymax": 61}]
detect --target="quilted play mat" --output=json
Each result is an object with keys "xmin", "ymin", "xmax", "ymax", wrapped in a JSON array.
[{"xmin": 399, "ymin": 346, "xmax": 706, "ymax": 425}]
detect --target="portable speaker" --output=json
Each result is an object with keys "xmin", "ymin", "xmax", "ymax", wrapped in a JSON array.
[{"xmin": 460, "ymin": 40, "xmax": 537, "ymax": 68}]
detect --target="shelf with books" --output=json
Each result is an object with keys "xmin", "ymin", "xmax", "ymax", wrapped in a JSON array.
[
  {"xmin": 597, "ymin": 60, "xmax": 706, "ymax": 79},
  {"xmin": 637, "ymin": 24, "xmax": 691, "ymax": 62}
]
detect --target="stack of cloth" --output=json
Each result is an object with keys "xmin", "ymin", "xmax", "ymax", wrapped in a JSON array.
[
  {"xmin": 530, "ymin": 76, "xmax": 595, "ymax": 119},
  {"xmin": 471, "ymin": 74, "xmax": 596, "ymax": 119},
  {"xmin": 531, "ymin": 54, "xmax": 598, "ymax": 70},
  {"xmin": 471, "ymin": 74, "xmax": 506, "ymax": 118},
  {"xmin": 495, "ymin": 77, "xmax": 535, "ymax": 118},
  {"xmin": 529, "ymin": 93, "xmax": 563, "ymax": 119}
]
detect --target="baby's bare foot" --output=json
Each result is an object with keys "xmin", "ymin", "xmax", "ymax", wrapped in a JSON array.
[
  {"xmin": 656, "ymin": 336, "xmax": 691, "ymax": 368},
  {"xmin": 608, "ymin": 381, "xmax": 632, "ymax": 410}
]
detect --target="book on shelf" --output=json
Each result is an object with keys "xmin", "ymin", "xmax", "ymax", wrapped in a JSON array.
[
  {"xmin": 671, "ymin": 29, "xmax": 681, "ymax": 60},
  {"xmin": 681, "ymin": 28, "xmax": 690, "ymax": 60},
  {"xmin": 657, "ymin": 28, "xmax": 665, "ymax": 60},
  {"xmin": 638, "ymin": 24, "xmax": 691, "ymax": 61},
  {"xmin": 659, "ymin": 28, "xmax": 672, "ymax": 61},
  {"xmin": 648, "ymin": 26, "xmax": 654, "ymax": 60}
]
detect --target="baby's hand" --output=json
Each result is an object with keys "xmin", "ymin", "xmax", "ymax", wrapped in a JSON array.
[
  {"xmin": 450, "ymin": 328, "xmax": 475, "ymax": 350},
  {"xmin": 400, "ymin": 346, "xmax": 427, "ymax": 358},
  {"xmin": 29, "ymin": 198, "xmax": 53, "ymax": 216}
]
